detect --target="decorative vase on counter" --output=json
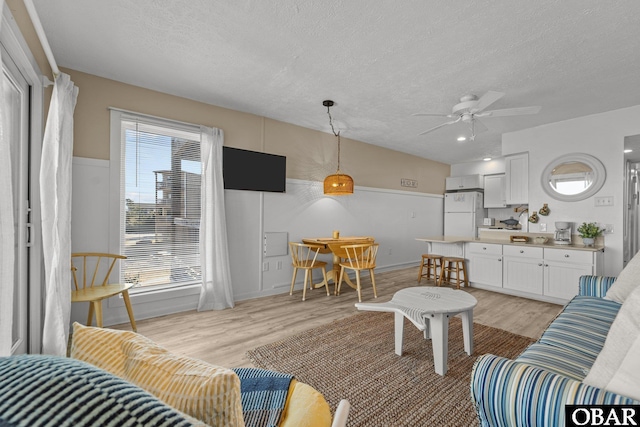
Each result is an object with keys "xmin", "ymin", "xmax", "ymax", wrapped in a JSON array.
[
  {"xmin": 539, "ymin": 204, "xmax": 550, "ymax": 216},
  {"xmin": 582, "ymin": 237, "xmax": 595, "ymax": 247},
  {"xmin": 528, "ymin": 211, "xmax": 539, "ymax": 223}
]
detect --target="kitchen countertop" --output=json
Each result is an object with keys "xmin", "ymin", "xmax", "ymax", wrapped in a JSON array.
[{"xmin": 415, "ymin": 236, "xmax": 604, "ymax": 252}]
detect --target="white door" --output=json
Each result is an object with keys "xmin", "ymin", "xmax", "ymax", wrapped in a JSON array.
[{"xmin": 2, "ymin": 45, "xmax": 30, "ymax": 354}]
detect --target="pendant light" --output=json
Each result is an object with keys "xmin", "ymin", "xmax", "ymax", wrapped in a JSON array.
[{"xmin": 323, "ymin": 100, "xmax": 354, "ymax": 195}]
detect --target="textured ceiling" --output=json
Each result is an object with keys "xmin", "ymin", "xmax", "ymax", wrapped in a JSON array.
[{"xmin": 31, "ymin": 0, "xmax": 640, "ymax": 165}]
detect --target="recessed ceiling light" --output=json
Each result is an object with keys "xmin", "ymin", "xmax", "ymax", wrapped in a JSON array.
[
  {"xmin": 457, "ymin": 136, "xmax": 466, "ymax": 142},
  {"xmin": 624, "ymin": 149, "xmax": 633, "ymax": 153},
  {"xmin": 483, "ymin": 157, "xmax": 492, "ymax": 161}
]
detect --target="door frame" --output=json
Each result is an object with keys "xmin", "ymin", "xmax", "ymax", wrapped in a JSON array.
[{"xmin": 2, "ymin": 3, "xmax": 45, "ymax": 353}]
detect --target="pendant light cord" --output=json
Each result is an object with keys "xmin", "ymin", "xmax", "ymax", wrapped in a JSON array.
[
  {"xmin": 326, "ymin": 104, "xmax": 342, "ymax": 172},
  {"xmin": 322, "ymin": 99, "xmax": 354, "ymax": 195}
]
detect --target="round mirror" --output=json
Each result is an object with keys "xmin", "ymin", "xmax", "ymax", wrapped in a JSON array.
[{"xmin": 541, "ymin": 153, "xmax": 606, "ymax": 202}]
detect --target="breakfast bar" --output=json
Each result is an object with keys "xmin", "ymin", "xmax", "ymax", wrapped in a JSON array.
[{"xmin": 415, "ymin": 236, "xmax": 467, "ymax": 257}]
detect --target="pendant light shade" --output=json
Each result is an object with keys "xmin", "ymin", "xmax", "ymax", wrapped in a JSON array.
[
  {"xmin": 322, "ymin": 100, "xmax": 353, "ymax": 196},
  {"xmin": 324, "ymin": 173, "xmax": 354, "ymax": 195}
]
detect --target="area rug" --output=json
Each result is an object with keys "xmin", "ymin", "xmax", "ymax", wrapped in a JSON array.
[{"xmin": 247, "ymin": 311, "xmax": 535, "ymax": 427}]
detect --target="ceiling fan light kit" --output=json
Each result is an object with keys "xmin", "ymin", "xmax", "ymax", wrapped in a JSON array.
[
  {"xmin": 414, "ymin": 91, "xmax": 541, "ymax": 142},
  {"xmin": 322, "ymin": 100, "xmax": 354, "ymax": 196}
]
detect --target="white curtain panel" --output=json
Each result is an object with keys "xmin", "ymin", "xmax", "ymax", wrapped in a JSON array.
[
  {"xmin": 198, "ymin": 126, "xmax": 234, "ymax": 310},
  {"xmin": 40, "ymin": 73, "xmax": 78, "ymax": 355},
  {"xmin": 0, "ymin": 0, "xmax": 16, "ymax": 356}
]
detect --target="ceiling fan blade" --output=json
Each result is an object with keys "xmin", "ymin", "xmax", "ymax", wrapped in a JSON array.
[
  {"xmin": 474, "ymin": 91, "xmax": 505, "ymax": 112},
  {"xmin": 418, "ymin": 116, "xmax": 462, "ymax": 135},
  {"xmin": 412, "ymin": 113, "xmax": 452, "ymax": 117},
  {"xmin": 480, "ymin": 106, "xmax": 541, "ymax": 117}
]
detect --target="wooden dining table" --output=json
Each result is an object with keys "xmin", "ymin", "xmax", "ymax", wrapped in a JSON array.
[{"xmin": 302, "ymin": 236, "xmax": 375, "ymax": 290}]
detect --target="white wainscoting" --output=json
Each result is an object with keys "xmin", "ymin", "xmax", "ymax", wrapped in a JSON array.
[
  {"xmin": 71, "ymin": 158, "xmax": 444, "ymax": 326},
  {"xmin": 257, "ymin": 179, "xmax": 445, "ymax": 299}
]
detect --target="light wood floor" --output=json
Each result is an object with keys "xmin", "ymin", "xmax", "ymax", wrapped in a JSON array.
[{"xmin": 112, "ymin": 267, "xmax": 564, "ymax": 368}]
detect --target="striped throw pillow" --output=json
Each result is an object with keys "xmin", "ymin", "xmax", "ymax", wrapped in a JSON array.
[
  {"xmin": 0, "ymin": 355, "xmax": 208, "ymax": 427},
  {"xmin": 71, "ymin": 322, "xmax": 245, "ymax": 427}
]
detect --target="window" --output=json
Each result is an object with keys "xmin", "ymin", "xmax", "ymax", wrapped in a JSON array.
[{"xmin": 116, "ymin": 113, "xmax": 202, "ymax": 291}]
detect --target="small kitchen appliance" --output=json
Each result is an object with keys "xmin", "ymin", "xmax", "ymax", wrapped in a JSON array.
[
  {"xmin": 554, "ymin": 221, "xmax": 572, "ymax": 245},
  {"xmin": 483, "ymin": 218, "xmax": 495, "ymax": 226}
]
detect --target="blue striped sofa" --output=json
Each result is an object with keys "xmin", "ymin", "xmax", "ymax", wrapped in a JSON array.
[{"xmin": 470, "ymin": 275, "xmax": 640, "ymax": 427}]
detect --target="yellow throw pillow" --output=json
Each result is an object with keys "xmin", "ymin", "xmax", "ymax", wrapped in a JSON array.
[
  {"xmin": 280, "ymin": 380, "xmax": 332, "ymax": 427},
  {"xmin": 71, "ymin": 322, "xmax": 245, "ymax": 427},
  {"xmin": 70, "ymin": 322, "xmax": 132, "ymax": 377}
]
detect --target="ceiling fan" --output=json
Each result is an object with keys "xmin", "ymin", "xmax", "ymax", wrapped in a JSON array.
[{"xmin": 413, "ymin": 91, "xmax": 541, "ymax": 140}]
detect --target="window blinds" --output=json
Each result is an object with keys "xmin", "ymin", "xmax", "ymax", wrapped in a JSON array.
[{"xmin": 119, "ymin": 116, "xmax": 202, "ymax": 290}]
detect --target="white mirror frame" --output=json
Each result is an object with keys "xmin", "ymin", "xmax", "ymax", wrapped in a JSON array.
[{"xmin": 541, "ymin": 153, "xmax": 606, "ymax": 202}]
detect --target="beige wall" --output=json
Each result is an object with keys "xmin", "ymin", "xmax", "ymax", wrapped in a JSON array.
[
  {"xmin": 7, "ymin": 0, "xmax": 53, "ymax": 109},
  {"xmin": 65, "ymin": 68, "xmax": 449, "ymax": 193},
  {"xmin": 6, "ymin": 0, "xmax": 51, "ymax": 77}
]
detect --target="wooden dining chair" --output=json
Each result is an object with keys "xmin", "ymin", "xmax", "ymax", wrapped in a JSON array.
[
  {"xmin": 71, "ymin": 252, "xmax": 137, "ymax": 331},
  {"xmin": 289, "ymin": 242, "xmax": 330, "ymax": 301},
  {"xmin": 337, "ymin": 243, "xmax": 379, "ymax": 302}
]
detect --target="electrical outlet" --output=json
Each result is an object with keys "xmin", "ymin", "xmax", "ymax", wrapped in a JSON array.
[
  {"xmin": 539, "ymin": 223, "xmax": 547, "ymax": 232},
  {"xmin": 605, "ymin": 224, "xmax": 614, "ymax": 233},
  {"xmin": 262, "ymin": 262, "xmax": 269, "ymax": 271}
]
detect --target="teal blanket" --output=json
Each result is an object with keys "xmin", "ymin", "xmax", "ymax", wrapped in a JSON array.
[{"xmin": 233, "ymin": 367, "xmax": 294, "ymax": 427}]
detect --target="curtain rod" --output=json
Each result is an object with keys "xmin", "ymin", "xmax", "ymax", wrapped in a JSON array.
[{"xmin": 23, "ymin": 0, "xmax": 60, "ymax": 79}]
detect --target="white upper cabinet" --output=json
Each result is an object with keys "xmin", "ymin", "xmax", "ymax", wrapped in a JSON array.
[
  {"xmin": 505, "ymin": 153, "xmax": 529, "ymax": 204},
  {"xmin": 445, "ymin": 174, "xmax": 484, "ymax": 191},
  {"xmin": 484, "ymin": 174, "xmax": 506, "ymax": 208}
]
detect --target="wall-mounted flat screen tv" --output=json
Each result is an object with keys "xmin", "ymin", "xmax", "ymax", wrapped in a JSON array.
[{"xmin": 223, "ymin": 146, "xmax": 286, "ymax": 193}]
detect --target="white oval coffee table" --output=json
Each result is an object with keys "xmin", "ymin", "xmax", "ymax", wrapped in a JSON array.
[{"xmin": 355, "ymin": 286, "xmax": 478, "ymax": 375}]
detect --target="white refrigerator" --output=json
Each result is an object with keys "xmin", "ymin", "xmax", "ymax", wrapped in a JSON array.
[{"xmin": 444, "ymin": 191, "xmax": 487, "ymax": 238}]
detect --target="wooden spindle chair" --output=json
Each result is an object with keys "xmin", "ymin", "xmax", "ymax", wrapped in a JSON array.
[{"xmin": 71, "ymin": 252, "xmax": 137, "ymax": 331}]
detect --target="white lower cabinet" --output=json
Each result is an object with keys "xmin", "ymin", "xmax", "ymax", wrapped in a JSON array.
[
  {"xmin": 465, "ymin": 243, "xmax": 503, "ymax": 287},
  {"xmin": 465, "ymin": 243, "xmax": 603, "ymax": 303},
  {"xmin": 543, "ymin": 248, "xmax": 600, "ymax": 300},
  {"xmin": 502, "ymin": 246, "xmax": 544, "ymax": 294}
]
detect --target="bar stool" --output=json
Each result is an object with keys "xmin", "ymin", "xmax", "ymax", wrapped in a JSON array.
[
  {"xmin": 417, "ymin": 254, "xmax": 443, "ymax": 284},
  {"xmin": 439, "ymin": 256, "xmax": 469, "ymax": 289}
]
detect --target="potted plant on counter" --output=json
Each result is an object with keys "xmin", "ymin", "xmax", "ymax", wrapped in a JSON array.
[{"xmin": 577, "ymin": 222, "xmax": 603, "ymax": 247}]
